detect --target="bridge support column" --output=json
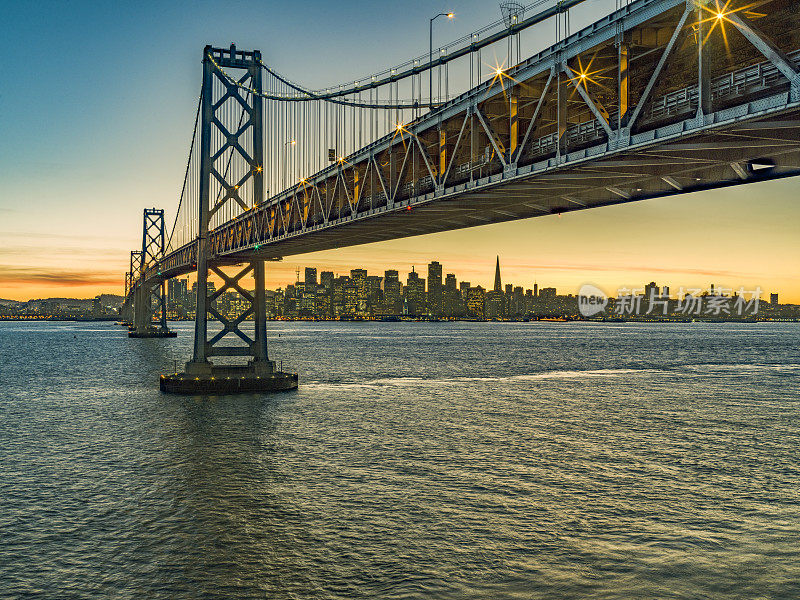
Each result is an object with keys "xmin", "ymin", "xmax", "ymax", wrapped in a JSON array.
[
  {"xmin": 129, "ymin": 209, "xmax": 175, "ymax": 338},
  {"xmin": 695, "ymin": 0, "xmax": 712, "ymax": 121},
  {"xmin": 161, "ymin": 44, "xmax": 296, "ymax": 394}
]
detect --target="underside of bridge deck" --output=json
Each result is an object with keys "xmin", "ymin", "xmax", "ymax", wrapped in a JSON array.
[
  {"xmin": 223, "ymin": 110, "xmax": 800, "ymax": 261},
  {"xmin": 182, "ymin": 0, "xmax": 799, "ymax": 272}
]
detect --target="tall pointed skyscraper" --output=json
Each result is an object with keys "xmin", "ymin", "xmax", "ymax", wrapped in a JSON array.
[{"xmin": 494, "ymin": 256, "xmax": 502, "ymax": 292}]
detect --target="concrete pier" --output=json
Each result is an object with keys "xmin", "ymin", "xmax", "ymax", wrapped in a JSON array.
[
  {"xmin": 160, "ymin": 361, "xmax": 297, "ymax": 394},
  {"xmin": 129, "ymin": 327, "xmax": 177, "ymax": 338}
]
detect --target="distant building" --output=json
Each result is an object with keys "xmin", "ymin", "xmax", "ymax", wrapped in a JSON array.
[
  {"xmin": 484, "ymin": 291, "xmax": 504, "ymax": 318},
  {"xmin": 405, "ymin": 268, "xmax": 426, "ymax": 315},
  {"xmin": 167, "ymin": 278, "xmax": 188, "ymax": 309},
  {"xmin": 383, "ymin": 270, "xmax": 402, "ymax": 314},
  {"xmin": 305, "ymin": 267, "xmax": 317, "ymax": 287},
  {"xmin": 316, "ymin": 271, "xmax": 334, "ymax": 318},
  {"xmin": 427, "ymin": 261, "xmax": 443, "ymax": 316},
  {"xmin": 283, "ymin": 284, "xmax": 298, "ymax": 317},
  {"xmin": 366, "ymin": 275, "xmax": 383, "ymax": 313},
  {"xmin": 511, "ymin": 286, "xmax": 524, "ymax": 316},
  {"xmin": 315, "ymin": 293, "xmax": 331, "ymax": 318},
  {"xmin": 644, "ymin": 281, "xmax": 659, "ymax": 300},
  {"xmin": 466, "ymin": 286, "xmax": 485, "ymax": 318},
  {"xmin": 484, "ymin": 256, "xmax": 505, "ymax": 318},
  {"xmin": 333, "ymin": 276, "xmax": 350, "ymax": 317},
  {"xmin": 344, "ymin": 278, "xmax": 359, "ymax": 315},
  {"xmin": 351, "ymin": 269, "xmax": 368, "ymax": 314},
  {"xmin": 771, "ymin": 293, "xmax": 779, "ymax": 305},
  {"xmin": 443, "ymin": 273, "xmax": 461, "ymax": 316}
]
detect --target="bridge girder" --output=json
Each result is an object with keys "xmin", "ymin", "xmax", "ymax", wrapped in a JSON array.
[{"xmin": 139, "ymin": 0, "xmax": 799, "ymax": 282}]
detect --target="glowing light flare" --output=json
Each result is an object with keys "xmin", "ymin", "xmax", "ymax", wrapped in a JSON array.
[
  {"xmin": 485, "ymin": 60, "xmax": 519, "ymax": 101},
  {"xmin": 565, "ymin": 53, "xmax": 613, "ymax": 97},
  {"xmin": 391, "ymin": 123, "xmax": 413, "ymax": 148},
  {"xmin": 696, "ymin": 0, "xmax": 759, "ymax": 52}
]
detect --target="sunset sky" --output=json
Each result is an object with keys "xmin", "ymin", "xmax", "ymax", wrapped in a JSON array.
[{"xmin": 2, "ymin": 0, "xmax": 798, "ymax": 303}]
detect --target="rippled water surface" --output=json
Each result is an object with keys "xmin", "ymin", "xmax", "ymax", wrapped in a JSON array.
[{"xmin": 1, "ymin": 320, "xmax": 799, "ymax": 599}]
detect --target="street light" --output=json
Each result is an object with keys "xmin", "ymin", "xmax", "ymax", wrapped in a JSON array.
[
  {"xmin": 430, "ymin": 12, "xmax": 454, "ymax": 106},
  {"xmin": 283, "ymin": 139, "xmax": 296, "ymax": 191}
]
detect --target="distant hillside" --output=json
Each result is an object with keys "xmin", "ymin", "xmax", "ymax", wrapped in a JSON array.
[{"xmin": 1, "ymin": 295, "xmax": 123, "ymax": 306}]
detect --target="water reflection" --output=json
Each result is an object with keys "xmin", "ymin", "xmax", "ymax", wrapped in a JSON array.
[{"xmin": 1, "ymin": 321, "xmax": 799, "ymax": 599}]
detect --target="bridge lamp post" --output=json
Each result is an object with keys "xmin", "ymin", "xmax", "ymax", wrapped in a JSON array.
[
  {"xmin": 430, "ymin": 12, "xmax": 454, "ymax": 106},
  {"xmin": 283, "ymin": 139, "xmax": 296, "ymax": 192}
]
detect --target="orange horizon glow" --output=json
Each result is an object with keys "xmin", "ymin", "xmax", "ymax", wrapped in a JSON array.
[{"xmin": 3, "ymin": 180, "xmax": 800, "ymax": 305}]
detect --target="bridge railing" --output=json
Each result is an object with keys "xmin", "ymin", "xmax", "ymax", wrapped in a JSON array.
[{"xmin": 646, "ymin": 48, "xmax": 800, "ymax": 125}]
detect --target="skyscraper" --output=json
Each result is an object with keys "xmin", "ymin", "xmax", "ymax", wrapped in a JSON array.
[
  {"xmin": 443, "ymin": 273, "xmax": 460, "ymax": 316},
  {"xmin": 318, "ymin": 271, "xmax": 334, "ymax": 318},
  {"xmin": 351, "ymin": 269, "xmax": 368, "ymax": 314},
  {"xmin": 366, "ymin": 275, "xmax": 383, "ymax": 313},
  {"xmin": 384, "ymin": 270, "xmax": 402, "ymax": 314},
  {"xmin": 466, "ymin": 286, "xmax": 485, "ymax": 318},
  {"xmin": 485, "ymin": 256, "xmax": 505, "ymax": 318},
  {"xmin": 305, "ymin": 267, "xmax": 318, "ymax": 287},
  {"xmin": 427, "ymin": 261, "xmax": 443, "ymax": 316},
  {"xmin": 405, "ymin": 267, "xmax": 426, "ymax": 315}
]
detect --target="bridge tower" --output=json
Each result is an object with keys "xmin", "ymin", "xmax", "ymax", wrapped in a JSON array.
[
  {"xmin": 161, "ymin": 44, "xmax": 297, "ymax": 393},
  {"xmin": 129, "ymin": 209, "xmax": 176, "ymax": 338},
  {"xmin": 121, "ymin": 250, "xmax": 142, "ymax": 328}
]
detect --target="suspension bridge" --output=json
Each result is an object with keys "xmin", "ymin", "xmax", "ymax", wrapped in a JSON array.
[{"xmin": 121, "ymin": 0, "xmax": 800, "ymax": 393}]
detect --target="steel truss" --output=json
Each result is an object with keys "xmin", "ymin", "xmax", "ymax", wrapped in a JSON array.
[
  {"xmin": 186, "ymin": 45, "xmax": 272, "ymax": 376},
  {"xmin": 139, "ymin": 0, "xmax": 800, "ymax": 275},
  {"xmin": 130, "ymin": 209, "xmax": 172, "ymax": 336},
  {"xmin": 122, "ymin": 0, "xmax": 800, "ymax": 294}
]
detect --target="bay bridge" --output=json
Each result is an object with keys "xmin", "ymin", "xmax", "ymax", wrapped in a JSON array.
[{"xmin": 122, "ymin": 0, "xmax": 800, "ymax": 393}]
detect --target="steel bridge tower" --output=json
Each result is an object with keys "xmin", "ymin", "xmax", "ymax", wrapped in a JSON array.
[
  {"xmin": 129, "ymin": 209, "xmax": 176, "ymax": 338},
  {"xmin": 161, "ymin": 45, "xmax": 297, "ymax": 393}
]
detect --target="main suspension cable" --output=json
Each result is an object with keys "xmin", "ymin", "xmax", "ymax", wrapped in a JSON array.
[{"xmin": 166, "ymin": 87, "xmax": 202, "ymax": 253}]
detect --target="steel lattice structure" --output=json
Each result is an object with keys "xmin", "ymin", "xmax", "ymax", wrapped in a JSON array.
[{"xmin": 124, "ymin": 0, "xmax": 800, "ymax": 378}]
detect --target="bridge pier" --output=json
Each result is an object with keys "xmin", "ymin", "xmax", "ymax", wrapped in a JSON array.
[
  {"xmin": 163, "ymin": 258, "xmax": 296, "ymax": 394},
  {"xmin": 160, "ymin": 45, "xmax": 296, "ymax": 394}
]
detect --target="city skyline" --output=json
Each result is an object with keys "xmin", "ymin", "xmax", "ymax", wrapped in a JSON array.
[
  {"xmin": 3, "ymin": 249, "xmax": 794, "ymax": 306},
  {"xmin": 149, "ymin": 256, "xmax": 795, "ymax": 322},
  {"xmin": 5, "ymin": 252, "xmax": 795, "ymax": 320},
  {"xmin": 0, "ymin": 250, "xmax": 798, "ymax": 304}
]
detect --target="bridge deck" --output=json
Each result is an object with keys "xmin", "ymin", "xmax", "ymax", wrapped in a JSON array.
[{"xmin": 148, "ymin": 0, "xmax": 800, "ymax": 284}]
